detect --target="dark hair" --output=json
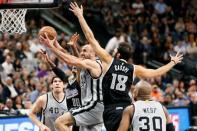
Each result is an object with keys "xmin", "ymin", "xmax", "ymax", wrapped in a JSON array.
[
  {"xmin": 117, "ymin": 43, "xmax": 133, "ymax": 61},
  {"xmin": 51, "ymin": 76, "xmax": 63, "ymax": 84}
]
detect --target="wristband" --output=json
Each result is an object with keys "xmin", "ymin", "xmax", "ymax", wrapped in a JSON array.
[{"xmin": 171, "ymin": 60, "xmax": 176, "ymax": 65}]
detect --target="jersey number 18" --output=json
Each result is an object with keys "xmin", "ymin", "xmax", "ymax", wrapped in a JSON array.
[{"xmin": 110, "ymin": 73, "xmax": 128, "ymax": 91}]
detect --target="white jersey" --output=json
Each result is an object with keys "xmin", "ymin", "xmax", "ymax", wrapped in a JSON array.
[
  {"xmin": 41, "ymin": 92, "xmax": 68, "ymax": 131},
  {"xmin": 131, "ymin": 100, "xmax": 166, "ymax": 131}
]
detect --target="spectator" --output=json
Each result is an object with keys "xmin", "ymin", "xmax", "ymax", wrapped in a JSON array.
[
  {"xmin": 29, "ymin": 82, "xmax": 45, "ymax": 103},
  {"xmin": 1, "ymin": 54, "xmax": 14, "ymax": 75},
  {"xmin": 3, "ymin": 98, "xmax": 16, "ymax": 115},
  {"xmin": 154, "ymin": 0, "xmax": 167, "ymax": 15},
  {"xmin": 105, "ymin": 28, "xmax": 125, "ymax": 54},
  {"xmin": 173, "ymin": 90, "xmax": 190, "ymax": 106},
  {"xmin": 189, "ymin": 92, "xmax": 197, "ymax": 126},
  {"xmin": 163, "ymin": 94, "xmax": 174, "ymax": 107},
  {"xmin": 13, "ymin": 95, "xmax": 24, "ymax": 110},
  {"xmin": 131, "ymin": 0, "xmax": 144, "ymax": 15},
  {"xmin": 151, "ymin": 85, "xmax": 164, "ymax": 102},
  {"xmin": 2, "ymin": 76, "xmax": 18, "ymax": 100}
]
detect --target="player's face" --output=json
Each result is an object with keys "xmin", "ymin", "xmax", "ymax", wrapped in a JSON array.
[
  {"xmin": 80, "ymin": 45, "xmax": 95, "ymax": 59},
  {"xmin": 52, "ymin": 77, "xmax": 64, "ymax": 93}
]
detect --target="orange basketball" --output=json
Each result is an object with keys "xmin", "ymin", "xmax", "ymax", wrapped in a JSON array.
[{"xmin": 38, "ymin": 26, "xmax": 57, "ymax": 40}]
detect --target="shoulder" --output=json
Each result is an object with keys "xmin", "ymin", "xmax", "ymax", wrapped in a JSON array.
[
  {"xmin": 124, "ymin": 105, "xmax": 134, "ymax": 113},
  {"xmin": 35, "ymin": 94, "xmax": 47, "ymax": 107}
]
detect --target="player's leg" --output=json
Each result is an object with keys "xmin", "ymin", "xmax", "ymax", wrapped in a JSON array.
[
  {"xmin": 72, "ymin": 102, "xmax": 104, "ymax": 130},
  {"xmin": 55, "ymin": 112, "xmax": 74, "ymax": 131},
  {"xmin": 79, "ymin": 123, "xmax": 103, "ymax": 131}
]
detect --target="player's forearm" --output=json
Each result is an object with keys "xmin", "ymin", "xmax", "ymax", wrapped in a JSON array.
[
  {"xmin": 28, "ymin": 112, "xmax": 44, "ymax": 129},
  {"xmin": 152, "ymin": 61, "xmax": 175, "ymax": 77},
  {"xmin": 52, "ymin": 66, "xmax": 68, "ymax": 83},
  {"xmin": 51, "ymin": 47, "xmax": 81, "ymax": 68},
  {"xmin": 77, "ymin": 15, "xmax": 101, "ymax": 50},
  {"xmin": 47, "ymin": 59, "xmax": 56, "ymax": 68},
  {"xmin": 77, "ymin": 15, "xmax": 94, "ymax": 42},
  {"xmin": 71, "ymin": 45, "xmax": 80, "ymax": 57}
]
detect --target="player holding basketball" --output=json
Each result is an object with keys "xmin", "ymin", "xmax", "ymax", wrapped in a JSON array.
[
  {"xmin": 69, "ymin": 2, "xmax": 183, "ymax": 131},
  {"xmin": 118, "ymin": 80, "xmax": 175, "ymax": 131},
  {"xmin": 28, "ymin": 33, "xmax": 81, "ymax": 131},
  {"xmin": 40, "ymin": 34, "xmax": 104, "ymax": 131},
  {"xmin": 28, "ymin": 76, "xmax": 67, "ymax": 131}
]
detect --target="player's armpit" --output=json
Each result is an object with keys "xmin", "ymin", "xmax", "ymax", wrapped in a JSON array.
[
  {"xmin": 83, "ymin": 59, "xmax": 102, "ymax": 78},
  {"xmin": 117, "ymin": 105, "xmax": 133, "ymax": 131}
]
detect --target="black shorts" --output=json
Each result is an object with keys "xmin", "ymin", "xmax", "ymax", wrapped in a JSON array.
[{"xmin": 103, "ymin": 105, "xmax": 128, "ymax": 131}]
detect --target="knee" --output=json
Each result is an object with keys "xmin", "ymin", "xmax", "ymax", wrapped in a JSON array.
[
  {"xmin": 55, "ymin": 112, "xmax": 74, "ymax": 128},
  {"xmin": 55, "ymin": 117, "xmax": 62, "ymax": 129}
]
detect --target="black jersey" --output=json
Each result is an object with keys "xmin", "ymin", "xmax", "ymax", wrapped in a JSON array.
[
  {"xmin": 51, "ymin": 66, "xmax": 82, "ymax": 110},
  {"xmin": 66, "ymin": 79, "xmax": 82, "ymax": 111},
  {"xmin": 102, "ymin": 58, "xmax": 134, "ymax": 107}
]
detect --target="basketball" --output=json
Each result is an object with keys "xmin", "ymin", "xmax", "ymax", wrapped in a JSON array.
[{"xmin": 38, "ymin": 26, "xmax": 57, "ymax": 40}]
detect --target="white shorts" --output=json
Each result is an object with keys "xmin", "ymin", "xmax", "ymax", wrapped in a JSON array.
[{"xmin": 72, "ymin": 102, "xmax": 104, "ymax": 128}]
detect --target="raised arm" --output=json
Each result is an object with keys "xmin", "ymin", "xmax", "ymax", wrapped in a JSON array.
[
  {"xmin": 117, "ymin": 105, "xmax": 134, "ymax": 131},
  {"xmin": 67, "ymin": 33, "xmax": 80, "ymax": 57},
  {"xmin": 40, "ymin": 34, "xmax": 102, "ymax": 78},
  {"xmin": 134, "ymin": 51, "xmax": 183, "ymax": 78},
  {"xmin": 69, "ymin": 2, "xmax": 112, "ymax": 64},
  {"xmin": 39, "ymin": 50, "xmax": 69, "ymax": 83},
  {"xmin": 27, "ymin": 95, "xmax": 51, "ymax": 131}
]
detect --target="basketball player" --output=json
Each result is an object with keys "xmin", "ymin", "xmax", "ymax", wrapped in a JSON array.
[
  {"xmin": 118, "ymin": 80, "xmax": 175, "ymax": 131},
  {"xmin": 40, "ymin": 34, "xmax": 104, "ymax": 131},
  {"xmin": 69, "ymin": 2, "xmax": 183, "ymax": 131},
  {"xmin": 28, "ymin": 76, "xmax": 67, "ymax": 131},
  {"xmin": 39, "ymin": 49, "xmax": 82, "ymax": 111},
  {"xmin": 39, "ymin": 33, "xmax": 81, "ymax": 131}
]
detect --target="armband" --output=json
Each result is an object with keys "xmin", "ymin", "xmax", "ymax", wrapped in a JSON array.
[{"xmin": 166, "ymin": 123, "xmax": 175, "ymax": 131}]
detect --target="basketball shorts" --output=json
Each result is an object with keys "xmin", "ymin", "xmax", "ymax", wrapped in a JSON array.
[
  {"xmin": 103, "ymin": 105, "xmax": 128, "ymax": 131},
  {"xmin": 71, "ymin": 102, "xmax": 104, "ymax": 131}
]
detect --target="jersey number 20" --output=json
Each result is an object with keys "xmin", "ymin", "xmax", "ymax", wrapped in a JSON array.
[{"xmin": 110, "ymin": 73, "xmax": 128, "ymax": 91}]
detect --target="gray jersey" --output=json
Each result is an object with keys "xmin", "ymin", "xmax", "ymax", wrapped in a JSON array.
[
  {"xmin": 131, "ymin": 101, "xmax": 166, "ymax": 131},
  {"xmin": 41, "ymin": 92, "xmax": 68, "ymax": 131},
  {"xmin": 79, "ymin": 59, "xmax": 103, "ymax": 106}
]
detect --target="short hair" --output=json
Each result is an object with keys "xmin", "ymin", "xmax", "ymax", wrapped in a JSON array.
[
  {"xmin": 51, "ymin": 76, "xmax": 63, "ymax": 84},
  {"xmin": 117, "ymin": 43, "xmax": 133, "ymax": 61}
]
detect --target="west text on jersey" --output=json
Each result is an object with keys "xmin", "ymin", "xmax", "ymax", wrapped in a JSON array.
[{"xmin": 143, "ymin": 108, "xmax": 156, "ymax": 113}]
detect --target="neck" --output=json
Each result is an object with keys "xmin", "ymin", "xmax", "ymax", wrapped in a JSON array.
[
  {"xmin": 52, "ymin": 91, "xmax": 64, "ymax": 101},
  {"xmin": 137, "ymin": 96, "xmax": 151, "ymax": 101}
]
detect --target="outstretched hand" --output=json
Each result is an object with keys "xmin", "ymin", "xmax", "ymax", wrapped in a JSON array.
[
  {"xmin": 170, "ymin": 51, "xmax": 183, "ymax": 65},
  {"xmin": 39, "ymin": 33, "xmax": 57, "ymax": 49},
  {"xmin": 69, "ymin": 2, "xmax": 83, "ymax": 17},
  {"xmin": 67, "ymin": 32, "xmax": 80, "ymax": 46}
]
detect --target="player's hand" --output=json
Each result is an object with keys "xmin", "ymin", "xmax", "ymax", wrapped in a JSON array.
[
  {"xmin": 69, "ymin": 2, "xmax": 83, "ymax": 17},
  {"xmin": 39, "ymin": 33, "xmax": 56, "ymax": 49},
  {"xmin": 40, "ymin": 125, "xmax": 51, "ymax": 131},
  {"xmin": 39, "ymin": 49, "xmax": 50, "ymax": 62},
  {"xmin": 67, "ymin": 32, "xmax": 80, "ymax": 46},
  {"xmin": 170, "ymin": 50, "xmax": 183, "ymax": 65}
]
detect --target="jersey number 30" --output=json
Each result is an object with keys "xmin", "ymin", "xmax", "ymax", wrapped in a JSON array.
[
  {"xmin": 110, "ymin": 73, "xmax": 128, "ymax": 91},
  {"xmin": 139, "ymin": 116, "xmax": 162, "ymax": 131}
]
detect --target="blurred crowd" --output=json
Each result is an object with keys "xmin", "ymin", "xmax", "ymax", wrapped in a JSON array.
[{"xmin": 0, "ymin": 0, "xmax": 196, "ymax": 126}]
